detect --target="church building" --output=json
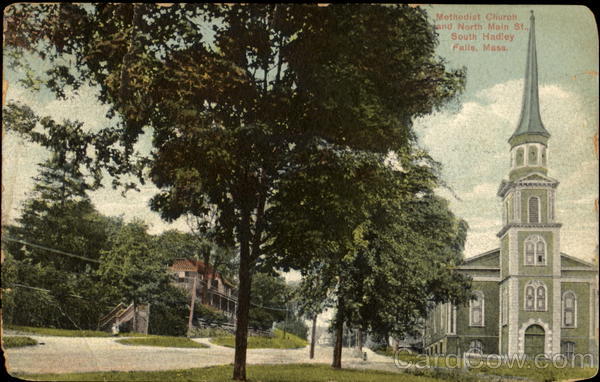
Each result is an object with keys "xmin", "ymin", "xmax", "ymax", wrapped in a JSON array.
[{"xmin": 423, "ymin": 12, "xmax": 599, "ymax": 362}]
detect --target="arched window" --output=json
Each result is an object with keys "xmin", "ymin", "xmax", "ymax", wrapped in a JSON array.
[
  {"xmin": 516, "ymin": 147, "xmax": 525, "ymax": 166},
  {"xmin": 524, "ymin": 235, "xmax": 546, "ymax": 266},
  {"xmin": 536, "ymin": 241, "xmax": 546, "ymax": 264},
  {"xmin": 536, "ymin": 285, "xmax": 546, "ymax": 311},
  {"xmin": 524, "ymin": 281, "xmax": 547, "ymax": 311},
  {"xmin": 470, "ymin": 291, "xmax": 485, "ymax": 327},
  {"xmin": 469, "ymin": 339, "xmax": 484, "ymax": 354},
  {"xmin": 528, "ymin": 196, "xmax": 540, "ymax": 223},
  {"xmin": 541, "ymin": 147, "xmax": 547, "ymax": 166},
  {"xmin": 528, "ymin": 145, "xmax": 538, "ymax": 165},
  {"xmin": 525, "ymin": 285, "xmax": 536, "ymax": 310},
  {"xmin": 525, "ymin": 241, "xmax": 535, "ymax": 265},
  {"xmin": 562, "ymin": 291, "xmax": 577, "ymax": 328}
]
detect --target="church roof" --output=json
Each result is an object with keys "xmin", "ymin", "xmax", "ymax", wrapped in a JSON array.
[
  {"xmin": 510, "ymin": 11, "xmax": 550, "ymax": 143},
  {"xmin": 560, "ymin": 252, "xmax": 596, "ymax": 269},
  {"xmin": 460, "ymin": 248, "xmax": 500, "ymax": 268}
]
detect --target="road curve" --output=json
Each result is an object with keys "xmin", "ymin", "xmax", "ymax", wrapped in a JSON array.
[{"xmin": 4, "ymin": 335, "xmax": 396, "ymax": 375}]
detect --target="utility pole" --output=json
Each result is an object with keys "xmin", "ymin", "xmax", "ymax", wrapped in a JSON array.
[
  {"xmin": 283, "ymin": 302, "xmax": 289, "ymax": 339},
  {"xmin": 188, "ymin": 273, "xmax": 198, "ymax": 334}
]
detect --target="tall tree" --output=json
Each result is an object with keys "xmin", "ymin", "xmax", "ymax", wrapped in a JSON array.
[
  {"xmin": 5, "ymin": 4, "xmax": 464, "ymax": 379},
  {"xmin": 97, "ymin": 220, "xmax": 170, "ymax": 331},
  {"xmin": 248, "ymin": 272, "xmax": 289, "ymax": 330},
  {"xmin": 1, "ymin": 150, "xmax": 122, "ymax": 329},
  {"xmin": 269, "ymin": 148, "xmax": 472, "ymax": 368},
  {"xmin": 5, "ymin": 158, "xmax": 109, "ymax": 272}
]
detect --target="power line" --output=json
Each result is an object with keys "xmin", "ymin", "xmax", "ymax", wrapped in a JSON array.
[
  {"xmin": 250, "ymin": 302, "xmax": 289, "ymax": 312},
  {"xmin": 6, "ymin": 283, "xmax": 90, "ymax": 301},
  {"xmin": 4, "ymin": 239, "xmax": 292, "ymax": 311},
  {"xmin": 1, "ymin": 236, "xmax": 101, "ymax": 264}
]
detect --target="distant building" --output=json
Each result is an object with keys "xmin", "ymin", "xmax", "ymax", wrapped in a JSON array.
[
  {"xmin": 423, "ymin": 12, "xmax": 599, "ymax": 362},
  {"xmin": 169, "ymin": 258, "xmax": 238, "ymax": 321}
]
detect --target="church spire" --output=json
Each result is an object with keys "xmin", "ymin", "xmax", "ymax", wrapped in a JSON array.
[{"xmin": 509, "ymin": 11, "xmax": 550, "ymax": 146}]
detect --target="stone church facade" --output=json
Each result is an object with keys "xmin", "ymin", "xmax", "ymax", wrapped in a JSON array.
[{"xmin": 423, "ymin": 12, "xmax": 598, "ymax": 361}]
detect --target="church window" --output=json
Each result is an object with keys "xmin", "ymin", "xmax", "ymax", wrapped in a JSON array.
[
  {"xmin": 536, "ymin": 285, "xmax": 546, "ymax": 311},
  {"xmin": 536, "ymin": 241, "xmax": 546, "ymax": 264},
  {"xmin": 541, "ymin": 147, "xmax": 547, "ymax": 166},
  {"xmin": 528, "ymin": 145, "xmax": 538, "ymax": 165},
  {"xmin": 516, "ymin": 148, "xmax": 525, "ymax": 166},
  {"xmin": 561, "ymin": 341, "xmax": 575, "ymax": 360},
  {"xmin": 525, "ymin": 285, "xmax": 536, "ymax": 310},
  {"xmin": 562, "ymin": 291, "xmax": 577, "ymax": 328},
  {"xmin": 469, "ymin": 339, "xmax": 484, "ymax": 354},
  {"xmin": 528, "ymin": 196, "xmax": 540, "ymax": 223},
  {"xmin": 470, "ymin": 291, "xmax": 485, "ymax": 327},
  {"xmin": 524, "ymin": 235, "xmax": 546, "ymax": 266},
  {"xmin": 525, "ymin": 242, "xmax": 535, "ymax": 265},
  {"xmin": 524, "ymin": 281, "xmax": 547, "ymax": 311}
]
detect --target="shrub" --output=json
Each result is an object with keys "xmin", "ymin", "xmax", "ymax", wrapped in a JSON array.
[
  {"xmin": 194, "ymin": 304, "xmax": 228, "ymax": 326},
  {"xmin": 3, "ymin": 336, "xmax": 38, "ymax": 348},
  {"xmin": 148, "ymin": 285, "xmax": 189, "ymax": 336}
]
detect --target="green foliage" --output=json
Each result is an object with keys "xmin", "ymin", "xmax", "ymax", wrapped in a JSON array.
[
  {"xmin": 98, "ymin": 220, "xmax": 170, "ymax": 307},
  {"xmin": 188, "ymin": 327, "xmax": 232, "ymax": 338},
  {"xmin": 210, "ymin": 329, "xmax": 307, "ymax": 349},
  {"xmin": 249, "ymin": 273, "xmax": 289, "ymax": 330},
  {"xmin": 116, "ymin": 337, "xmax": 208, "ymax": 348},
  {"xmin": 272, "ymin": 150, "xmax": 472, "ymax": 342},
  {"xmin": 16, "ymin": 364, "xmax": 444, "ymax": 382},
  {"xmin": 5, "ymin": 5, "xmax": 467, "ymax": 377},
  {"xmin": 4, "ymin": 156, "xmax": 116, "ymax": 273},
  {"xmin": 1, "ymin": 253, "xmax": 115, "ymax": 330},
  {"xmin": 153, "ymin": 230, "xmax": 200, "ymax": 263},
  {"xmin": 2, "ymin": 336, "xmax": 38, "ymax": 348},
  {"xmin": 275, "ymin": 316, "xmax": 309, "ymax": 340},
  {"xmin": 194, "ymin": 304, "xmax": 228, "ymax": 326},
  {"xmin": 147, "ymin": 284, "xmax": 189, "ymax": 337},
  {"xmin": 5, "ymin": 325, "xmax": 113, "ymax": 337}
]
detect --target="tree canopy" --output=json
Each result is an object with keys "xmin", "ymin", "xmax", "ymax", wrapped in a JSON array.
[{"xmin": 4, "ymin": 4, "xmax": 466, "ymax": 380}]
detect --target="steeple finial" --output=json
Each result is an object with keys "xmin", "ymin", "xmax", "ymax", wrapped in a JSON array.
[{"xmin": 509, "ymin": 10, "xmax": 550, "ymax": 145}]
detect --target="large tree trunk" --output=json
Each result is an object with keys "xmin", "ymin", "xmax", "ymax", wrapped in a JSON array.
[
  {"xmin": 332, "ymin": 300, "xmax": 344, "ymax": 369},
  {"xmin": 233, "ymin": 209, "xmax": 252, "ymax": 381},
  {"xmin": 310, "ymin": 315, "xmax": 317, "ymax": 359},
  {"xmin": 187, "ymin": 273, "xmax": 198, "ymax": 334}
]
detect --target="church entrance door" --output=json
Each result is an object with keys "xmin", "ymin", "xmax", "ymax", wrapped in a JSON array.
[{"xmin": 524, "ymin": 324, "xmax": 545, "ymax": 358}]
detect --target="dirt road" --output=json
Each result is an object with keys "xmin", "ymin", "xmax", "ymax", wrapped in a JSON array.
[{"xmin": 4, "ymin": 335, "xmax": 397, "ymax": 375}]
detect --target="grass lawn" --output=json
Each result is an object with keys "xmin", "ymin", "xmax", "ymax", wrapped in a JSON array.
[
  {"xmin": 377, "ymin": 348, "xmax": 598, "ymax": 382},
  {"xmin": 16, "ymin": 363, "xmax": 442, "ymax": 382},
  {"xmin": 116, "ymin": 336, "xmax": 208, "ymax": 348},
  {"xmin": 2, "ymin": 336, "xmax": 38, "ymax": 348},
  {"xmin": 472, "ymin": 363, "xmax": 597, "ymax": 382},
  {"xmin": 5, "ymin": 325, "xmax": 154, "ymax": 338},
  {"xmin": 5, "ymin": 325, "xmax": 114, "ymax": 337},
  {"xmin": 211, "ymin": 328, "xmax": 307, "ymax": 349}
]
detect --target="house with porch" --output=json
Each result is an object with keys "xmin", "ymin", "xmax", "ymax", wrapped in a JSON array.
[{"xmin": 169, "ymin": 258, "xmax": 238, "ymax": 322}]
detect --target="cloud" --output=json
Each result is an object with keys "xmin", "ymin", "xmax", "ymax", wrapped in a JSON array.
[
  {"xmin": 418, "ymin": 80, "xmax": 598, "ymax": 260},
  {"xmin": 461, "ymin": 182, "xmax": 498, "ymax": 200}
]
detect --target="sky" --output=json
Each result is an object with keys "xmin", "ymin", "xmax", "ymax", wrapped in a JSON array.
[
  {"xmin": 2, "ymin": 4, "xmax": 598, "ymax": 296},
  {"xmin": 414, "ymin": 5, "xmax": 598, "ymax": 262}
]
